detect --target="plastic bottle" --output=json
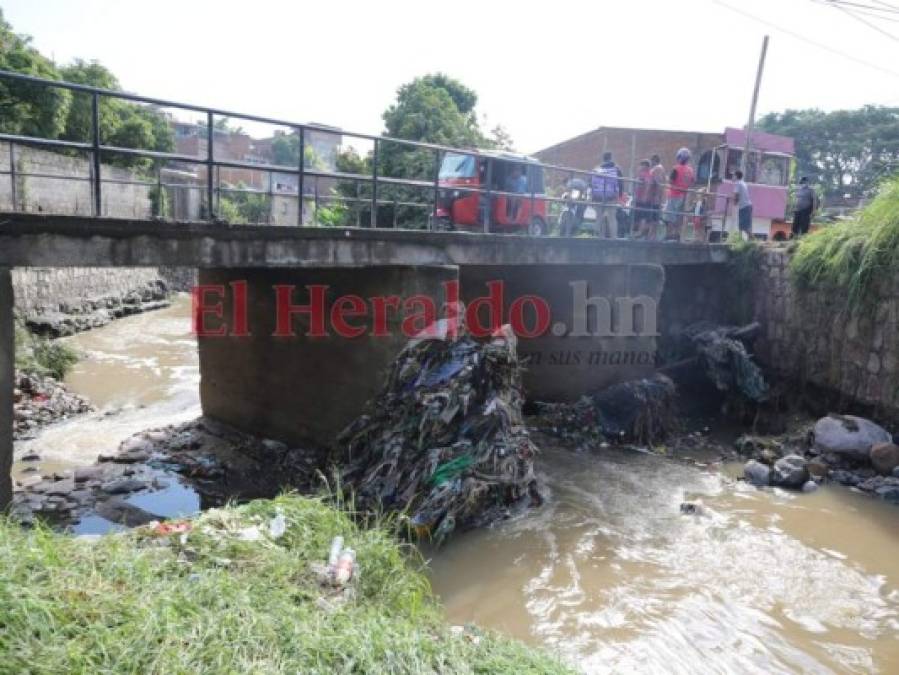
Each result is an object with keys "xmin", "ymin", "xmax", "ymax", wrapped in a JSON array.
[
  {"xmin": 269, "ymin": 511, "xmax": 287, "ymax": 539},
  {"xmin": 327, "ymin": 536, "xmax": 344, "ymax": 568},
  {"xmin": 333, "ymin": 548, "xmax": 356, "ymax": 585}
]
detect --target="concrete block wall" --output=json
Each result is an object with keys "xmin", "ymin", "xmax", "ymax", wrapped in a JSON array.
[
  {"xmin": 0, "ymin": 144, "xmax": 152, "ymax": 219},
  {"xmin": 752, "ymin": 248, "xmax": 899, "ymax": 421},
  {"xmin": 11, "ymin": 267, "xmax": 167, "ymax": 315}
]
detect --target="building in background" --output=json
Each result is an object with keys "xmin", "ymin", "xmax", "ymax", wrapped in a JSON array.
[{"xmin": 536, "ymin": 125, "xmax": 795, "ymax": 239}]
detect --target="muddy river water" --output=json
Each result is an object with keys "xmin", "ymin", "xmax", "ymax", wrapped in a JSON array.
[{"xmin": 16, "ymin": 296, "xmax": 899, "ymax": 673}]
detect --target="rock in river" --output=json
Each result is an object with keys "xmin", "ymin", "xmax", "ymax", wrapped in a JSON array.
[
  {"xmin": 870, "ymin": 442, "xmax": 899, "ymax": 476},
  {"xmin": 771, "ymin": 454, "xmax": 810, "ymax": 489},
  {"xmin": 813, "ymin": 414, "xmax": 891, "ymax": 461},
  {"xmin": 101, "ymin": 478, "xmax": 148, "ymax": 495},
  {"xmin": 744, "ymin": 460, "xmax": 771, "ymax": 486}
]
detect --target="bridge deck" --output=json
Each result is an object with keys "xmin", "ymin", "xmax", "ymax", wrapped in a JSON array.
[{"xmin": 0, "ymin": 213, "xmax": 728, "ymax": 268}]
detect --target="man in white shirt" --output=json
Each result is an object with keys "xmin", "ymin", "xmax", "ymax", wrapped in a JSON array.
[{"xmin": 733, "ymin": 170, "xmax": 752, "ymax": 240}]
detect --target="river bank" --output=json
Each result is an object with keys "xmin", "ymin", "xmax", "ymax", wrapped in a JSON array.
[{"xmin": 0, "ymin": 494, "xmax": 571, "ymax": 674}]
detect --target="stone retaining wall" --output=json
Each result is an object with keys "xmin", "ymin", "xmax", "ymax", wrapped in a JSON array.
[{"xmin": 752, "ymin": 248, "xmax": 899, "ymax": 421}]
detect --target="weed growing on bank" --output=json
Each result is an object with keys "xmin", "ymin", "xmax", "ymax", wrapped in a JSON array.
[
  {"xmin": 13, "ymin": 319, "xmax": 79, "ymax": 379},
  {"xmin": 790, "ymin": 175, "xmax": 899, "ymax": 307},
  {"xmin": 0, "ymin": 495, "xmax": 571, "ymax": 674},
  {"xmin": 726, "ymin": 231, "xmax": 764, "ymax": 323}
]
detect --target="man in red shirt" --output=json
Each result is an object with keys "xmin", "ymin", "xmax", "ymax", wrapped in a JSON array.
[{"xmin": 663, "ymin": 147, "xmax": 695, "ymax": 241}]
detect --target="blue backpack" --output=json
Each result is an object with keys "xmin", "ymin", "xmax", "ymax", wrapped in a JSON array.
[{"xmin": 591, "ymin": 165, "xmax": 619, "ymax": 201}]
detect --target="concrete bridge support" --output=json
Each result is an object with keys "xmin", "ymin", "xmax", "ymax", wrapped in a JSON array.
[
  {"xmin": 459, "ymin": 264, "xmax": 664, "ymax": 400},
  {"xmin": 197, "ymin": 262, "xmax": 666, "ymax": 451},
  {"xmin": 198, "ymin": 265, "xmax": 459, "ymax": 449},
  {"xmin": 1, "ymin": 268, "xmax": 13, "ymax": 508}
]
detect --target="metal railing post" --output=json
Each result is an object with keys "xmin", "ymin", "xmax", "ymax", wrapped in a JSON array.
[
  {"xmin": 484, "ymin": 159, "xmax": 493, "ymax": 233},
  {"xmin": 206, "ymin": 111, "xmax": 214, "ymax": 221},
  {"xmin": 91, "ymin": 93, "xmax": 102, "ymax": 217},
  {"xmin": 9, "ymin": 142, "xmax": 16, "ymax": 211},
  {"xmin": 392, "ymin": 198, "xmax": 398, "ymax": 228},
  {"xmin": 297, "ymin": 127, "xmax": 305, "ymax": 226},
  {"xmin": 314, "ymin": 177, "xmax": 319, "ymax": 223},
  {"xmin": 370, "ymin": 139, "xmax": 379, "ymax": 228},
  {"xmin": 431, "ymin": 149, "xmax": 440, "ymax": 231},
  {"xmin": 155, "ymin": 163, "xmax": 162, "ymax": 218}
]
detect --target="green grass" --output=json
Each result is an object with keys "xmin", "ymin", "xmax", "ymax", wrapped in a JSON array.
[
  {"xmin": 0, "ymin": 495, "xmax": 571, "ymax": 674},
  {"xmin": 790, "ymin": 175, "xmax": 899, "ymax": 307},
  {"xmin": 14, "ymin": 319, "xmax": 79, "ymax": 379}
]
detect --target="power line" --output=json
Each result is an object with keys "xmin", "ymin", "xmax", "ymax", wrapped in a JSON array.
[
  {"xmin": 822, "ymin": 0, "xmax": 899, "ymax": 14},
  {"xmin": 870, "ymin": 0, "xmax": 899, "ymax": 10},
  {"xmin": 812, "ymin": 0, "xmax": 899, "ymax": 21},
  {"xmin": 713, "ymin": 0, "xmax": 899, "ymax": 78},
  {"xmin": 825, "ymin": 0, "xmax": 899, "ymax": 40}
]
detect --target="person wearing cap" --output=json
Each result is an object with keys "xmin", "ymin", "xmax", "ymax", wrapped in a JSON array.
[
  {"xmin": 663, "ymin": 148, "xmax": 695, "ymax": 240},
  {"xmin": 792, "ymin": 176, "xmax": 817, "ymax": 238}
]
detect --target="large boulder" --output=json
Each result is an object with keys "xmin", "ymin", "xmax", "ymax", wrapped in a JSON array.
[
  {"xmin": 812, "ymin": 414, "xmax": 891, "ymax": 461},
  {"xmin": 744, "ymin": 460, "xmax": 771, "ymax": 486},
  {"xmin": 870, "ymin": 442, "xmax": 899, "ymax": 476},
  {"xmin": 771, "ymin": 454, "xmax": 810, "ymax": 489}
]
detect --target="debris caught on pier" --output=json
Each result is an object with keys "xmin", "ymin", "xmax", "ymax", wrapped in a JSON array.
[
  {"xmin": 337, "ymin": 313, "xmax": 540, "ymax": 544},
  {"xmin": 663, "ymin": 321, "xmax": 769, "ymax": 403},
  {"xmin": 533, "ymin": 374, "xmax": 678, "ymax": 447}
]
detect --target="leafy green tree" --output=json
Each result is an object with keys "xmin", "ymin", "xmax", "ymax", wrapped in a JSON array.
[
  {"xmin": 270, "ymin": 132, "xmax": 326, "ymax": 169},
  {"xmin": 758, "ymin": 106, "xmax": 899, "ymax": 197},
  {"xmin": 0, "ymin": 9, "xmax": 70, "ymax": 138}
]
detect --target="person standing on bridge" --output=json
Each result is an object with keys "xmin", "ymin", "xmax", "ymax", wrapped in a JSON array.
[
  {"xmin": 633, "ymin": 159, "xmax": 654, "ymax": 239},
  {"xmin": 792, "ymin": 176, "xmax": 817, "ymax": 238},
  {"xmin": 648, "ymin": 154, "xmax": 666, "ymax": 240},
  {"xmin": 732, "ymin": 169, "xmax": 753, "ymax": 240},
  {"xmin": 663, "ymin": 148, "xmax": 694, "ymax": 241},
  {"xmin": 591, "ymin": 152, "xmax": 623, "ymax": 238}
]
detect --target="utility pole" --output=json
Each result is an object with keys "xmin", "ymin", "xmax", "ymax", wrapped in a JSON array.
[{"xmin": 741, "ymin": 35, "xmax": 769, "ymax": 177}]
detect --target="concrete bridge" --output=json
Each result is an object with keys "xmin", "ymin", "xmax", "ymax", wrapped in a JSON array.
[
  {"xmin": 0, "ymin": 211, "xmax": 730, "ymax": 507},
  {"xmin": 0, "ymin": 69, "xmax": 734, "ymax": 507}
]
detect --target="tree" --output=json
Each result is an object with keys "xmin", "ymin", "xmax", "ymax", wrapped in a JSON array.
[
  {"xmin": 758, "ymin": 106, "xmax": 899, "ymax": 198},
  {"xmin": 270, "ymin": 131, "xmax": 325, "ymax": 169},
  {"xmin": 0, "ymin": 9, "xmax": 70, "ymax": 138},
  {"xmin": 376, "ymin": 74, "xmax": 506, "ymax": 227},
  {"xmin": 56, "ymin": 59, "xmax": 173, "ymax": 169}
]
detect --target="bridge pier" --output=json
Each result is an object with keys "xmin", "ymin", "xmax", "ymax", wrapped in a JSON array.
[
  {"xmin": 459, "ymin": 264, "xmax": 664, "ymax": 399},
  {"xmin": 1, "ymin": 267, "xmax": 13, "ymax": 508},
  {"xmin": 197, "ymin": 265, "xmax": 459, "ymax": 449}
]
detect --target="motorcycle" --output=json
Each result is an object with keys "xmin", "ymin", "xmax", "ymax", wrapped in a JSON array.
[{"xmin": 558, "ymin": 178, "xmax": 590, "ymax": 237}]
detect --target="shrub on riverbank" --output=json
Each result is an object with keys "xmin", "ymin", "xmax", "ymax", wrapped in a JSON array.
[
  {"xmin": 790, "ymin": 175, "xmax": 899, "ymax": 306},
  {"xmin": 14, "ymin": 318, "xmax": 79, "ymax": 379},
  {"xmin": 0, "ymin": 495, "xmax": 570, "ymax": 674}
]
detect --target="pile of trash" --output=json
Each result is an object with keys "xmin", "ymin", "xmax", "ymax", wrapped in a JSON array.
[
  {"xmin": 338, "ymin": 318, "xmax": 540, "ymax": 544},
  {"xmin": 666, "ymin": 321, "xmax": 769, "ymax": 403},
  {"xmin": 533, "ymin": 374, "xmax": 678, "ymax": 447}
]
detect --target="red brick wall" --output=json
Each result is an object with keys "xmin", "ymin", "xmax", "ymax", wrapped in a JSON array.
[{"xmin": 535, "ymin": 127, "xmax": 723, "ymax": 179}]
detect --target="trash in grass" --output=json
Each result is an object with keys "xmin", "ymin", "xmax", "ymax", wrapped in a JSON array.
[
  {"xmin": 333, "ymin": 547, "xmax": 356, "ymax": 586},
  {"xmin": 268, "ymin": 510, "xmax": 286, "ymax": 539},
  {"xmin": 328, "ymin": 536, "xmax": 344, "ymax": 568},
  {"xmin": 338, "ymin": 311, "xmax": 540, "ymax": 544}
]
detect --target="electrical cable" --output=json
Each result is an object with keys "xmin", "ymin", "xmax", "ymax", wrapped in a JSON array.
[{"xmin": 713, "ymin": 0, "xmax": 899, "ymax": 78}]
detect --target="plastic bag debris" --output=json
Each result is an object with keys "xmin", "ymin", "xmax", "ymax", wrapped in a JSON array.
[
  {"xmin": 666, "ymin": 321, "xmax": 769, "ymax": 402},
  {"xmin": 534, "ymin": 374, "xmax": 678, "ymax": 447},
  {"xmin": 338, "ymin": 316, "xmax": 540, "ymax": 544},
  {"xmin": 268, "ymin": 510, "xmax": 286, "ymax": 539}
]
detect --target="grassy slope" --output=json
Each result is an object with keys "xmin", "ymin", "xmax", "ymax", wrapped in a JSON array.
[
  {"xmin": 0, "ymin": 495, "xmax": 571, "ymax": 675},
  {"xmin": 790, "ymin": 176, "xmax": 899, "ymax": 306}
]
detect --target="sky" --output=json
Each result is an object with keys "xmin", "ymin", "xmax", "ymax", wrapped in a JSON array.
[{"xmin": 3, "ymin": 0, "xmax": 898, "ymax": 153}]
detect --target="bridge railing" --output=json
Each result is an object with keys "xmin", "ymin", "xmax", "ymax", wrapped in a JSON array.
[{"xmin": 0, "ymin": 68, "xmax": 730, "ymax": 239}]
